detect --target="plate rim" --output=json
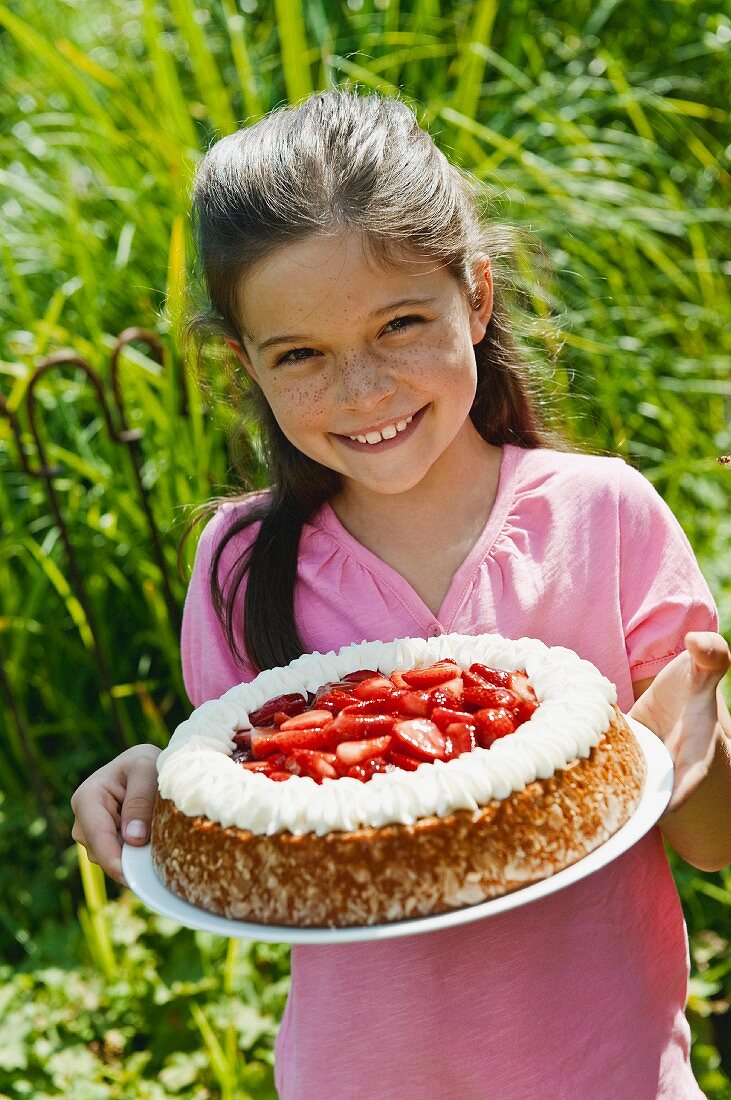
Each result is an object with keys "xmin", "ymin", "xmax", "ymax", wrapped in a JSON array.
[{"xmin": 122, "ymin": 717, "xmax": 673, "ymax": 944}]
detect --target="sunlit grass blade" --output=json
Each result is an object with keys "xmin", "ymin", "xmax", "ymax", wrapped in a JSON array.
[
  {"xmin": 0, "ymin": 4, "xmax": 111, "ymax": 126},
  {"xmin": 168, "ymin": 0, "xmax": 237, "ymax": 135},
  {"xmin": 76, "ymin": 843, "xmax": 118, "ymax": 982},
  {"xmin": 140, "ymin": 0, "xmax": 198, "ymax": 150},
  {"xmin": 451, "ymin": 0, "xmax": 498, "ymax": 121},
  {"xmin": 221, "ymin": 0, "xmax": 264, "ymax": 121},
  {"xmin": 273, "ymin": 0, "xmax": 313, "ymax": 103}
]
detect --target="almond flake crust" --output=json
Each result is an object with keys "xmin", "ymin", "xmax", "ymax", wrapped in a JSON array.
[{"xmin": 151, "ymin": 708, "xmax": 645, "ymax": 928}]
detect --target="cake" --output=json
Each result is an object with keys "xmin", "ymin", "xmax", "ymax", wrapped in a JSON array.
[{"xmin": 151, "ymin": 633, "xmax": 646, "ymax": 927}]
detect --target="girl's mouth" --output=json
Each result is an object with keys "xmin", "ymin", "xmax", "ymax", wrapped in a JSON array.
[{"xmin": 335, "ymin": 405, "xmax": 429, "ymax": 453}]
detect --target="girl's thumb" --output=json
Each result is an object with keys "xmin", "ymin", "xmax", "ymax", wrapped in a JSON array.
[
  {"xmin": 121, "ymin": 762, "xmax": 158, "ymax": 845},
  {"xmin": 685, "ymin": 631, "xmax": 731, "ymax": 681}
]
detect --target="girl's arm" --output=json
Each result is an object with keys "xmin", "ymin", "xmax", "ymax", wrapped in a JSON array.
[{"xmin": 630, "ymin": 632, "xmax": 731, "ymax": 872}]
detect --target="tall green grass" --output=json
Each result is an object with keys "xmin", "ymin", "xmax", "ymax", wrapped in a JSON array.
[{"xmin": 1, "ymin": 0, "xmax": 730, "ymax": 1095}]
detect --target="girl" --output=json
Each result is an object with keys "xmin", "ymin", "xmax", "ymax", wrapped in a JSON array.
[{"xmin": 72, "ymin": 91, "xmax": 731, "ymax": 1098}]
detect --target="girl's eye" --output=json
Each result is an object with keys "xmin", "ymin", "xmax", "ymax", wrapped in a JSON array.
[
  {"xmin": 383, "ymin": 314, "xmax": 424, "ymax": 335},
  {"xmin": 276, "ymin": 347, "xmax": 318, "ymax": 366}
]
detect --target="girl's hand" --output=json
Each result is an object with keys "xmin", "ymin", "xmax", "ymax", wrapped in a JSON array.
[
  {"xmin": 629, "ymin": 632, "xmax": 730, "ymax": 813},
  {"xmin": 70, "ymin": 744, "xmax": 161, "ymax": 886}
]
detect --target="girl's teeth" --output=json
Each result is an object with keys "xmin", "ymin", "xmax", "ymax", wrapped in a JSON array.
[{"xmin": 348, "ymin": 413, "xmax": 415, "ymax": 444}]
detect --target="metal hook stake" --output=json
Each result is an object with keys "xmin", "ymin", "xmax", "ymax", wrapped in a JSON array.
[
  {"xmin": 109, "ymin": 329, "xmax": 182, "ymax": 635},
  {"xmin": 25, "ymin": 353, "xmax": 136, "ymax": 751}
]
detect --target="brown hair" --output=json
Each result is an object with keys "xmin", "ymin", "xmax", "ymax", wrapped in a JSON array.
[{"xmin": 185, "ymin": 90, "xmax": 565, "ymax": 673}]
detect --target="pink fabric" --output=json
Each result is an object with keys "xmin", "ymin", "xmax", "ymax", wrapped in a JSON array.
[{"xmin": 181, "ymin": 445, "xmax": 717, "ymax": 1099}]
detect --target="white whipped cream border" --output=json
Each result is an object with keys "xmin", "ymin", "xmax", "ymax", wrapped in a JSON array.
[{"xmin": 157, "ymin": 633, "xmax": 617, "ymax": 836}]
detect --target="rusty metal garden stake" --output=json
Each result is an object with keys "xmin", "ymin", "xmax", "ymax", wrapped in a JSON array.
[
  {"xmin": 24, "ymin": 354, "xmax": 137, "ymax": 751},
  {"xmin": 109, "ymin": 328, "xmax": 182, "ymax": 635}
]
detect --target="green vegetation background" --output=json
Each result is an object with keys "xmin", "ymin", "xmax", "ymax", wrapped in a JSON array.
[{"xmin": 1, "ymin": 0, "xmax": 730, "ymax": 1096}]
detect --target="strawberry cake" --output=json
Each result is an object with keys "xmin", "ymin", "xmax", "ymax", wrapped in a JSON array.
[{"xmin": 151, "ymin": 633, "xmax": 646, "ymax": 927}]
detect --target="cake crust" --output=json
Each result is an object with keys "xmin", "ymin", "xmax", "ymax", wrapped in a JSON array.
[{"xmin": 151, "ymin": 707, "xmax": 645, "ymax": 928}]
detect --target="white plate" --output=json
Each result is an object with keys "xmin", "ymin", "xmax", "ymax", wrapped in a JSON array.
[{"xmin": 122, "ymin": 718, "xmax": 672, "ymax": 944}]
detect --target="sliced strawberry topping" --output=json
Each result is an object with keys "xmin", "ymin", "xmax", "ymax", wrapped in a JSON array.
[
  {"xmin": 444, "ymin": 722, "xmax": 477, "ymax": 757},
  {"xmin": 248, "ymin": 692, "xmax": 307, "ymax": 728},
  {"xmin": 251, "ymin": 726, "xmax": 331, "ymax": 758},
  {"xmin": 389, "ymin": 669, "xmax": 410, "ymax": 689},
  {"xmin": 462, "ymin": 674, "xmax": 521, "ymax": 711},
  {"xmin": 341, "ymin": 693, "xmax": 404, "ymax": 715},
  {"xmin": 392, "ymin": 718, "xmax": 447, "ymax": 761},
  {"xmin": 279, "ymin": 709, "xmax": 333, "ymax": 731},
  {"xmin": 237, "ymin": 658, "xmax": 538, "ymax": 783},
  {"xmin": 474, "ymin": 707, "xmax": 517, "ymax": 748},
  {"xmin": 396, "ymin": 690, "xmax": 433, "ymax": 717},
  {"xmin": 313, "ymin": 688, "xmax": 355, "ymax": 714},
  {"xmin": 430, "ymin": 706, "xmax": 477, "ymax": 731},
  {"xmin": 329, "ymin": 712, "xmax": 396, "ymax": 738},
  {"xmin": 284, "ymin": 748, "xmax": 339, "ymax": 781},
  {"xmin": 401, "ymin": 661, "xmax": 461, "ymax": 689},
  {"xmin": 340, "ymin": 668, "xmax": 380, "ymax": 683},
  {"xmin": 438, "ymin": 676, "xmax": 464, "ymax": 700},
  {"xmin": 336, "ymin": 735, "xmax": 393, "ymax": 767},
  {"xmin": 347, "ymin": 757, "xmax": 393, "ymax": 782},
  {"xmin": 351, "ymin": 675, "xmax": 398, "ymax": 700},
  {"xmin": 508, "ymin": 671, "xmax": 539, "ymax": 720},
  {"xmin": 469, "ymin": 663, "xmax": 511, "ymax": 689},
  {"xmin": 387, "ymin": 749, "xmax": 422, "ymax": 771}
]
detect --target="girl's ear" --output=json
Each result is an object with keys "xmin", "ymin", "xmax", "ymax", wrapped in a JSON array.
[
  {"xmin": 224, "ymin": 337, "xmax": 260, "ymax": 385},
  {"xmin": 469, "ymin": 257, "xmax": 494, "ymax": 345}
]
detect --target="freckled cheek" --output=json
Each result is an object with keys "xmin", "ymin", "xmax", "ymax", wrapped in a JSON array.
[{"xmin": 265, "ymin": 378, "xmax": 334, "ymax": 431}]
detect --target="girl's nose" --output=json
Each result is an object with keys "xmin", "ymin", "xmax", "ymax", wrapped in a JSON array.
[{"xmin": 338, "ymin": 351, "xmax": 397, "ymax": 409}]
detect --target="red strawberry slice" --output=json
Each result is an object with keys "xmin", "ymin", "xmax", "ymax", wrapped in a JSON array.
[
  {"xmin": 251, "ymin": 726, "xmax": 331, "ymax": 758},
  {"xmin": 351, "ymin": 675, "xmax": 398, "ymax": 700},
  {"xmin": 341, "ymin": 668, "xmax": 380, "ymax": 683},
  {"xmin": 313, "ymin": 688, "xmax": 356, "ymax": 714},
  {"xmin": 232, "ymin": 731, "xmax": 252, "ymax": 748},
  {"xmin": 430, "ymin": 706, "xmax": 477, "ymax": 731},
  {"xmin": 389, "ymin": 669, "xmax": 410, "ymax": 689},
  {"xmin": 388, "ymin": 749, "xmax": 422, "ymax": 772},
  {"xmin": 348, "ymin": 757, "xmax": 393, "ymax": 782},
  {"xmin": 444, "ymin": 722, "xmax": 477, "ymax": 757},
  {"xmin": 462, "ymin": 675, "xmax": 521, "ymax": 712},
  {"xmin": 284, "ymin": 749, "xmax": 338, "ymax": 781},
  {"xmin": 508, "ymin": 671, "xmax": 539, "ymax": 721},
  {"xmin": 336, "ymin": 735, "xmax": 393, "ymax": 767},
  {"xmin": 240, "ymin": 759, "xmax": 271, "ymax": 772},
  {"xmin": 393, "ymin": 718, "xmax": 447, "ymax": 761},
  {"xmin": 248, "ymin": 692, "xmax": 307, "ymax": 728},
  {"xmin": 269, "ymin": 771, "xmax": 292, "ymax": 781},
  {"xmin": 436, "ymin": 676, "xmax": 464, "ymax": 700},
  {"xmin": 469, "ymin": 663, "xmax": 511, "ymax": 689},
  {"xmin": 279, "ymin": 709, "xmax": 333, "ymax": 731},
  {"xmin": 474, "ymin": 707, "xmax": 517, "ymax": 748},
  {"xmin": 328, "ymin": 712, "xmax": 396, "ymax": 739},
  {"xmin": 401, "ymin": 661, "xmax": 461, "ymax": 689},
  {"xmin": 341, "ymin": 692, "xmax": 404, "ymax": 715},
  {"xmin": 396, "ymin": 690, "xmax": 432, "ymax": 717}
]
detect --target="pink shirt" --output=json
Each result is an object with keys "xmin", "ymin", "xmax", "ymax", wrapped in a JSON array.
[{"xmin": 182, "ymin": 445, "xmax": 717, "ymax": 1099}]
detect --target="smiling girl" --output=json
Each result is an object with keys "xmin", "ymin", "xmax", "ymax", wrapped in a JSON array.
[{"xmin": 71, "ymin": 91, "xmax": 731, "ymax": 1098}]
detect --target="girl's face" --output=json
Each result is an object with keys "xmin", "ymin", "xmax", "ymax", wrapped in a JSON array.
[{"xmin": 229, "ymin": 231, "xmax": 493, "ymax": 499}]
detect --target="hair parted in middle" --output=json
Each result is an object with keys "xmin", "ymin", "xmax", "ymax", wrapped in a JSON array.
[{"xmin": 185, "ymin": 89, "xmax": 566, "ymax": 673}]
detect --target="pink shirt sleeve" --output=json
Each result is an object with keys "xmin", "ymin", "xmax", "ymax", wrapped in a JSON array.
[
  {"xmin": 617, "ymin": 462, "xmax": 718, "ymax": 680},
  {"xmin": 181, "ymin": 507, "xmax": 259, "ymax": 707}
]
